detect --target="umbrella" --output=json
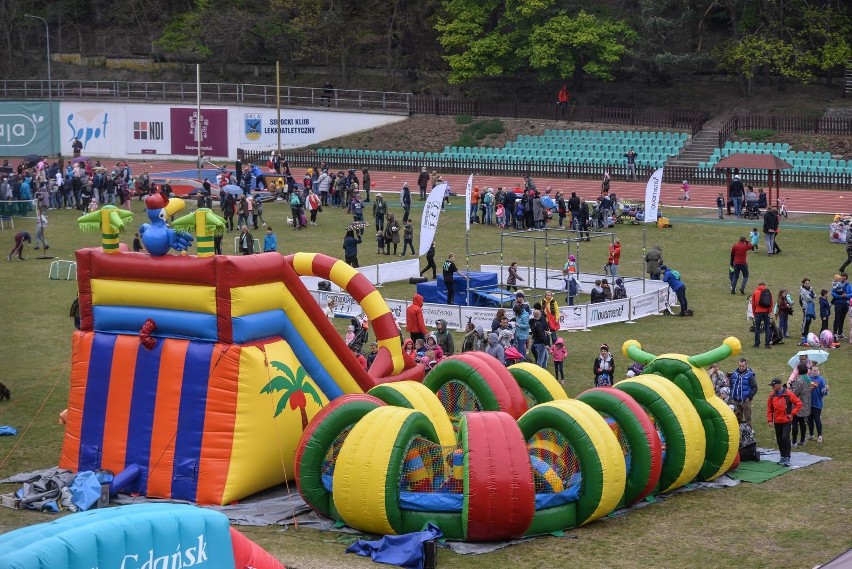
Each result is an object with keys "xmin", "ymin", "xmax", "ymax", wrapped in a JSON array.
[
  {"xmin": 222, "ymin": 184, "xmax": 243, "ymax": 196},
  {"xmin": 23, "ymin": 154, "xmax": 42, "ymax": 165},
  {"xmin": 787, "ymin": 349, "xmax": 829, "ymax": 369},
  {"xmin": 541, "ymin": 196, "xmax": 556, "ymax": 209}
]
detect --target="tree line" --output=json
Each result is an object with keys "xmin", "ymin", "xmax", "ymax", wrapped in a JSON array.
[{"xmin": 3, "ymin": 0, "xmax": 850, "ymax": 97}]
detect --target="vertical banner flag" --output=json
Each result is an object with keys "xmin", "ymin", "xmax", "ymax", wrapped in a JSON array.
[
  {"xmin": 419, "ymin": 182, "xmax": 448, "ymax": 256},
  {"xmin": 644, "ymin": 168, "xmax": 664, "ymax": 223},
  {"xmin": 464, "ymin": 174, "xmax": 474, "ymax": 231}
]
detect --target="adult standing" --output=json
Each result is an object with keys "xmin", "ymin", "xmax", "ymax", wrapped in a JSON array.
[
  {"xmin": 798, "ymin": 278, "xmax": 816, "ymax": 346},
  {"xmin": 401, "ymin": 182, "xmax": 412, "ymax": 223},
  {"xmin": 322, "ymin": 81, "xmax": 334, "ymax": 107},
  {"xmin": 623, "ymin": 148, "xmax": 637, "ymax": 182},
  {"xmin": 435, "ymin": 319, "xmax": 455, "ymax": 357},
  {"xmin": 766, "ymin": 378, "xmax": 801, "ymax": 467},
  {"xmin": 729, "ymin": 236, "xmax": 751, "ymax": 294},
  {"xmin": 593, "ymin": 344, "xmax": 615, "ymax": 387},
  {"xmin": 645, "ymin": 244, "xmax": 663, "ymax": 280},
  {"xmin": 359, "ymin": 167, "xmax": 371, "ymax": 202},
  {"xmin": 751, "ymin": 282, "xmax": 773, "ymax": 348},
  {"xmin": 763, "ymin": 206, "xmax": 779, "ymax": 255},
  {"xmin": 71, "ymin": 137, "xmax": 83, "ymax": 158},
  {"xmin": 238, "ymin": 225, "xmax": 254, "ymax": 255},
  {"xmin": 729, "ymin": 358, "xmax": 758, "ymax": 426},
  {"xmin": 442, "ymin": 253, "xmax": 462, "ymax": 305},
  {"xmin": 420, "ymin": 241, "xmax": 437, "ymax": 279},
  {"xmin": 383, "ymin": 213, "xmax": 400, "ymax": 255},
  {"xmin": 607, "ymin": 239, "xmax": 622, "ymax": 277},
  {"xmin": 840, "ymin": 224, "xmax": 852, "ymax": 273},
  {"xmin": 406, "ymin": 293, "xmax": 427, "ymax": 343},
  {"xmin": 542, "ymin": 291, "xmax": 561, "ymax": 343},
  {"xmin": 372, "ymin": 193, "xmax": 387, "ymax": 232},
  {"xmin": 831, "ymin": 272, "xmax": 851, "ymax": 339},
  {"xmin": 729, "ymin": 174, "xmax": 745, "ymax": 218},
  {"xmin": 557, "ymin": 84, "xmax": 570, "ymax": 117},
  {"xmin": 530, "ymin": 310, "xmax": 551, "ymax": 369},
  {"xmin": 289, "ymin": 189, "xmax": 303, "ymax": 230},
  {"xmin": 222, "ymin": 194, "xmax": 235, "ymax": 232},
  {"xmin": 567, "ymin": 192, "xmax": 580, "ymax": 230},
  {"xmin": 306, "ymin": 189, "xmax": 321, "ymax": 226},
  {"xmin": 342, "ymin": 229, "xmax": 362, "ymax": 267},
  {"xmin": 417, "ymin": 167, "xmax": 429, "ymax": 201},
  {"xmin": 807, "ymin": 365, "xmax": 827, "ymax": 443},
  {"xmin": 577, "ymin": 198, "xmax": 590, "ymax": 241},
  {"xmin": 787, "ymin": 365, "xmax": 811, "ymax": 448},
  {"xmin": 317, "ymin": 168, "xmax": 331, "ymax": 206}
]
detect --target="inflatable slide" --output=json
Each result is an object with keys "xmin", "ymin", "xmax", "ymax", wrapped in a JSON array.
[
  {"xmin": 59, "ymin": 249, "xmax": 422, "ymax": 505},
  {"xmin": 295, "ymin": 340, "xmax": 741, "ymax": 541}
]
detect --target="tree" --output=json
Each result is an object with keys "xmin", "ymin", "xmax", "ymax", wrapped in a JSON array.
[
  {"xmin": 436, "ymin": 0, "xmax": 636, "ymax": 84},
  {"xmin": 260, "ymin": 361, "xmax": 323, "ymax": 430}
]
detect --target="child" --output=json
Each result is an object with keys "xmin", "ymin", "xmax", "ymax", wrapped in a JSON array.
[
  {"xmin": 414, "ymin": 338, "xmax": 427, "ymax": 359},
  {"xmin": 496, "ymin": 203, "xmax": 505, "ymax": 228},
  {"xmin": 716, "ymin": 193, "xmax": 725, "ymax": 219},
  {"xmin": 819, "ymin": 289, "xmax": 831, "ymax": 332},
  {"xmin": 366, "ymin": 341, "xmax": 379, "ymax": 370},
  {"xmin": 549, "ymin": 337, "xmax": 567, "ymax": 384},
  {"xmin": 749, "ymin": 228, "xmax": 760, "ymax": 251},
  {"xmin": 263, "ymin": 226, "xmax": 277, "ymax": 252},
  {"xmin": 345, "ymin": 325, "xmax": 356, "ymax": 346},
  {"xmin": 376, "ymin": 231, "xmax": 385, "ymax": 254},
  {"xmin": 401, "ymin": 219, "xmax": 414, "ymax": 256},
  {"xmin": 680, "ymin": 180, "xmax": 690, "ymax": 201},
  {"xmin": 132, "ymin": 232, "xmax": 143, "ymax": 252}
]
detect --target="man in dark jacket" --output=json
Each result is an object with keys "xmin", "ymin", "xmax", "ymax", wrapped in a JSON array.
[
  {"xmin": 567, "ymin": 191, "xmax": 580, "ymax": 230},
  {"xmin": 763, "ymin": 207, "xmax": 779, "ymax": 255},
  {"xmin": 530, "ymin": 309, "xmax": 551, "ymax": 368},
  {"xmin": 766, "ymin": 378, "xmax": 802, "ymax": 467},
  {"xmin": 417, "ymin": 167, "xmax": 430, "ymax": 201},
  {"xmin": 577, "ymin": 199, "xmax": 590, "ymax": 241},
  {"xmin": 730, "ymin": 358, "xmax": 758, "ymax": 426},
  {"xmin": 401, "ymin": 183, "xmax": 412, "ymax": 223},
  {"xmin": 238, "ymin": 225, "xmax": 254, "ymax": 255},
  {"xmin": 503, "ymin": 189, "xmax": 516, "ymax": 229},
  {"xmin": 729, "ymin": 174, "xmax": 745, "ymax": 218}
]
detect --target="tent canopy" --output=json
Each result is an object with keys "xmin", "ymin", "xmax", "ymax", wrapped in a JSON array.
[{"xmin": 714, "ymin": 153, "xmax": 793, "ymax": 170}]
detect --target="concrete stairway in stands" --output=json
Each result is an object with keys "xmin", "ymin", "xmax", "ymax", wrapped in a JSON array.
[
  {"xmin": 845, "ymin": 63, "xmax": 852, "ymax": 98},
  {"xmin": 666, "ymin": 115, "xmax": 731, "ymax": 169}
]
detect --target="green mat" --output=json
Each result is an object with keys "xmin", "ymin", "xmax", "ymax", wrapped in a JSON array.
[{"xmin": 727, "ymin": 460, "xmax": 789, "ymax": 483}]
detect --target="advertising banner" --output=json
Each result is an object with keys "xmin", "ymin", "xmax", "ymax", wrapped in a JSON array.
[
  {"xmin": 586, "ymin": 298, "xmax": 630, "ymax": 326},
  {"xmin": 0, "ymin": 101, "xmax": 56, "ymax": 156},
  {"xmin": 559, "ymin": 304, "xmax": 587, "ymax": 330},
  {"xmin": 170, "ymin": 108, "xmax": 228, "ymax": 157},
  {"xmin": 459, "ymin": 306, "xmax": 502, "ymax": 332},
  {"xmin": 644, "ymin": 168, "xmax": 664, "ymax": 223},
  {"xmin": 421, "ymin": 303, "xmax": 461, "ymax": 331},
  {"xmin": 630, "ymin": 291, "xmax": 661, "ymax": 319},
  {"xmin": 59, "ymin": 102, "xmax": 120, "ymax": 156},
  {"xmin": 419, "ymin": 183, "xmax": 447, "ymax": 256},
  {"xmin": 240, "ymin": 110, "xmax": 318, "ymax": 146},
  {"xmin": 125, "ymin": 105, "xmax": 171, "ymax": 154}
]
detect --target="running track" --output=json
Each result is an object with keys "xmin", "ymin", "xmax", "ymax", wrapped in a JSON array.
[{"xmin": 135, "ymin": 160, "xmax": 849, "ymax": 215}]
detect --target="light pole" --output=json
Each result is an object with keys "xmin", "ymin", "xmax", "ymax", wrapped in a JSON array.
[{"xmin": 25, "ymin": 14, "xmax": 54, "ymax": 157}]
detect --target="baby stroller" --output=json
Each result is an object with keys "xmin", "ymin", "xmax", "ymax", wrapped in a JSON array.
[
  {"xmin": 743, "ymin": 201, "xmax": 761, "ymax": 220},
  {"xmin": 746, "ymin": 301, "xmax": 784, "ymax": 344},
  {"xmin": 347, "ymin": 315, "xmax": 369, "ymax": 353}
]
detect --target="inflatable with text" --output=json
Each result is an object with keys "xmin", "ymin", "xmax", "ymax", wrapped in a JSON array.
[
  {"xmin": 60, "ymin": 238, "xmax": 423, "ymax": 504},
  {"xmin": 0, "ymin": 503, "xmax": 282, "ymax": 569},
  {"xmin": 295, "ymin": 340, "xmax": 740, "ymax": 541}
]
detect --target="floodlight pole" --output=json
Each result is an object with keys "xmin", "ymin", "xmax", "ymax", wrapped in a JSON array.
[
  {"xmin": 196, "ymin": 64, "xmax": 202, "ymax": 181},
  {"xmin": 25, "ymin": 14, "xmax": 53, "ymax": 157},
  {"xmin": 276, "ymin": 61, "xmax": 281, "ymax": 155}
]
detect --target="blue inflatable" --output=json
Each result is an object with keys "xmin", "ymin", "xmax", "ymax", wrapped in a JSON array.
[{"xmin": 0, "ymin": 504, "xmax": 235, "ymax": 569}]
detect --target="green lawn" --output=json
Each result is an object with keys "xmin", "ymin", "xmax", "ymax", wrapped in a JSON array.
[{"xmin": 0, "ymin": 199, "xmax": 849, "ymax": 568}]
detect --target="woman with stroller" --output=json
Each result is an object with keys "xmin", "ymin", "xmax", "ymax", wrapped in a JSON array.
[{"xmin": 593, "ymin": 344, "xmax": 615, "ymax": 387}]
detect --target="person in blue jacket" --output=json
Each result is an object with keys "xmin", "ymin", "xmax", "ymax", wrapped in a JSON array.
[
  {"xmin": 661, "ymin": 265, "xmax": 690, "ymax": 316},
  {"xmin": 807, "ymin": 365, "xmax": 828, "ymax": 443},
  {"xmin": 830, "ymin": 273, "xmax": 852, "ymax": 339},
  {"xmin": 729, "ymin": 358, "xmax": 758, "ymax": 426},
  {"xmin": 263, "ymin": 226, "xmax": 277, "ymax": 252}
]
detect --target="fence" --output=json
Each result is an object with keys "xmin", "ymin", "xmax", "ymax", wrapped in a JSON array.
[
  {"xmin": 410, "ymin": 98, "xmax": 706, "ymax": 136},
  {"xmin": 719, "ymin": 114, "xmax": 852, "ymax": 146},
  {"xmin": 238, "ymin": 148, "xmax": 852, "ymax": 190}
]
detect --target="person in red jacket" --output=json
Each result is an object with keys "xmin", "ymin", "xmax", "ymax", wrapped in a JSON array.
[
  {"xmin": 751, "ymin": 282, "xmax": 773, "ymax": 349},
  {"xmin": 766, "ymin": 378, "xmax": 802, "ymax": 467},
  {"xmin": 406, "ymin": 293, "xmax": 427, "ymax": 343},
  {"xmin": 557, "ymin": 85, "xmax": 570, "ymax": 117},
  {"xmin": 730, "ymin": 236, "xmax": 751, "ymax": 294}
]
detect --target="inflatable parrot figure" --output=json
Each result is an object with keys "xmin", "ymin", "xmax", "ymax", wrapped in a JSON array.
[{"xmin": 139, "ymin": 194, "xmax": 194, "ymax": 256}]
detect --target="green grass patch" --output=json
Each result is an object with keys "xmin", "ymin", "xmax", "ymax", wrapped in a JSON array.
[
  {"xmin": 737, "ymin": 129, "xmax": 777, "ymax": 141},
  {"xmin": 0, "ymin": 200, "xmax": 848, "ymax": 568},
  {"xmin": 454, "ymin": 114, "xmax": 474, "ymax": 125},
  {"xmin": 453, "ymin": 118, "xmax": 505, "ymax": 147}
]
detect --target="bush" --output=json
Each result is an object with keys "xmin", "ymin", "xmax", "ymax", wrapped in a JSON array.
[
  {"xmin": 737, "ymin": 129, "xmax": 777, "ymax": 142},
  {"xmin": 453, "ymin": 132, "xmax": 478, "ymax": 147},
  {"xmin": 454, "ymin": 114, "xmax": 474, "ymax": 125},
  {"xmin": 467, "ymin": 119, "xmax": 504, "ymax": 139}
]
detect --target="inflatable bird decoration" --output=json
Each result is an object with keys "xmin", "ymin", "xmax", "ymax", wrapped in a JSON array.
[{"xmin": 139, "ymin": 194, "xmax": 193, "ymax": 256}]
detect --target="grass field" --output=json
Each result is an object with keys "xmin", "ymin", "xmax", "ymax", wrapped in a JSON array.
[{"xmin": 0, "ymin": 197, "xmax": 849, "ymax": 569}]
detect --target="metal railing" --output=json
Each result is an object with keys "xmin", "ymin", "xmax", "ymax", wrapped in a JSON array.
[
  {"xmin": 238, "ymin": 148, "xmax": 852, "ymax": 190},
  {"xmin": 0, "ymin": 79, "xmax": 414, "ymax": 113}
]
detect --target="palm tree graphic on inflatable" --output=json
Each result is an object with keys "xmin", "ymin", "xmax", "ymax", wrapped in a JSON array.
[{"xmin": 261, "ymin": 361, "xmax": 323, "ymax": 430}]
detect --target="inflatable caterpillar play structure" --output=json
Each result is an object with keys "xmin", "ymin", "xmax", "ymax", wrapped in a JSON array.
[
  {"xmin": 59, "ymin": 248, "xmax": 422, "ymax": 505},
  {"xmin": 295, "ymin": 340, "xmax": 741, "ymax": 541}
]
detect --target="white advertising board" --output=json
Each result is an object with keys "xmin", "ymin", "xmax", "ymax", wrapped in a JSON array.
[
  {"xmin": 124, "ymin": 105, "xmax": 171, "ymax": 155},
  {"xmin": 59, "ymin": 101, "xmax": 125, "ymax": 157}
]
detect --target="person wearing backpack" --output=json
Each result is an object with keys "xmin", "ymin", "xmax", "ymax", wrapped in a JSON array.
[
  {"xmin": 290, "ymin": 190, "xmax": 303, "ymax": 230},
  {"xmin": 661, "ymin": 265, "xmax": 690, "ymax": 317},
  {"xmin": 751, "ymin": 282, "xmax": 773, "ymax": 348},
  {"xmin": 766, "ymin": 378, "xmax": 802, "ymax": 467}
]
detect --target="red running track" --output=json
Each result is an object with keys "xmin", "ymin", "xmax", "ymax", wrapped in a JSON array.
[{"xmin": 135, "ymin": 160, "xmax": 847, "ymax": 215}]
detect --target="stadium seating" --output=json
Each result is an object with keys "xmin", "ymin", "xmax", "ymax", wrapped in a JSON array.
[{"xmin": 699, "ymin": 142, "xmax": 852, "ymax": 175}]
